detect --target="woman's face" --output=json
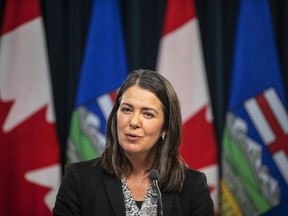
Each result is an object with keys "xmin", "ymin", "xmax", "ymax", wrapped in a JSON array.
[{"xmin": 117, "ymin": 85, "xmax": 166, "ymax": 158}]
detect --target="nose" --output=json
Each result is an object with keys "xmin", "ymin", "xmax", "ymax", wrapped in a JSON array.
[{"xmin": 129, "ymin": 113, "xmax": 141, "ymax": 128}]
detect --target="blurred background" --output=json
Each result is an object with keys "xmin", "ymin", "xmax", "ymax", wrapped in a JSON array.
[{"xmin": 0, "ymin": 0, "xmax": 288, "ymax": 215}]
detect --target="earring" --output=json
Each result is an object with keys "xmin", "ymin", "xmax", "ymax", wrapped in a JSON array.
[{"xmin": 162, "ymin": 135, "xmax": 165, "ymax": 140}]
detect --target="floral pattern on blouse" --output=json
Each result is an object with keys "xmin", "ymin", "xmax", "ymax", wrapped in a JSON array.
[{"xmin": 121, "ymin": 175, "xmax": 158, "ymax": 216}]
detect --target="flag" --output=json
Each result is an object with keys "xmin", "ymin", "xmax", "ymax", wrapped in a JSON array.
[
  {"xmin": 66, "ymin": 0, "xmax": 127, "ymax": 163},
  {"xmin": 221, "ymin": 0, "xmax": 288, "ymax": 215},
  {"xmin": 0, "ymin": 0, "xmax": 61, "ymax": 215},
  {"xmin": 157, "ymin": 0, "xmax": 219, "ymax": 213}
]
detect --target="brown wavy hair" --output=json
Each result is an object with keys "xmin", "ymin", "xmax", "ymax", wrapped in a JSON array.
[{"xmin": 100, "ymin": 69, "xmax": 185, "ymax": 192}]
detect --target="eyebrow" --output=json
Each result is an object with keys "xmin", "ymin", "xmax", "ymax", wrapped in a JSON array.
[{"xmin": 120, "ymin": 103, "xmax": 159, "ymax": 114}]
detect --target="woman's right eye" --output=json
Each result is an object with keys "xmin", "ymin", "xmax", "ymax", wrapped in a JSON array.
[{"xmin": 121, "ymin": 107, "xmax": 132, "ymax": 113}]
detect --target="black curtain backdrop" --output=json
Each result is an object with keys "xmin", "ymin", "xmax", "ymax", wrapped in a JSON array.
[{"xmin": 0, "ymin": 0, "xmax": 287, "ymax": 169}]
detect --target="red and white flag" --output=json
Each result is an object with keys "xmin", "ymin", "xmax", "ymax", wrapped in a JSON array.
[
  {"xmin": 0, "ymin": 0, "xmax": 61, "ymax": 215},
  {"xmin": 157, "ymin": 0, "xmax": 219, "ymax": 213}
]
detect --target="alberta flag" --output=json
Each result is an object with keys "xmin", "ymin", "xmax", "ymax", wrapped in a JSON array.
[
  {"xmin": 0, "ymin": 0, "xmax": 60, "ymax": 215},
  {"xmin": 66, "ymin": 0, "xmax": 127, "ymax": 163},
  {"xmin": 221, "ymin": 0, "xmax": 288, "ymax": 215},
  {"xmin": 157, "ymin": 0, "xmax": 219, "ymax": 213}
]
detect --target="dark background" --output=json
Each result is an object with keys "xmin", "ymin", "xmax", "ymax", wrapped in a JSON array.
[{"xmin": 0, "ymin": 0, "xmax": 287, "ymax": 168}]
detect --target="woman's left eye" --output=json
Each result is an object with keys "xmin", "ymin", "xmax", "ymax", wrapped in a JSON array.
[{"xmin": 144, "ymin": 112, "xmax": 154, "ymax": 118}]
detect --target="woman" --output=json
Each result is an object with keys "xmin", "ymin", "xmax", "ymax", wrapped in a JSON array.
[{"xmin": 53, "ymin": 69, "xmax": 214, "ymax": 216}]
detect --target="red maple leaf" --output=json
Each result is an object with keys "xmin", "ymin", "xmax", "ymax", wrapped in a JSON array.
[{"xmin": 0, "ymin": 98, "xmax": 59, "ymax": 216}]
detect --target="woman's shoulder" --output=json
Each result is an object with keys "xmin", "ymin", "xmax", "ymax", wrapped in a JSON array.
[
  {"xmin": 69, "ymin": 157, "xmax": 101, "ymax": 167},
  {"xmin": 184, "ymin": 166, "xmax": 203, "ymax": 175},
  {"xmin": 176, "ymin": 168, "xmax": 214, "ymax": 215},
  {"xmin": 183, "ymin": 166, "xmax": 209, "ymax": 186},
  {"xmin": 62, "ymin": 157, "xmax": 109, "ymax": 186},
  {"xmin": 65, "ymin": 157, "xmax": 103, "ymax": 175}
]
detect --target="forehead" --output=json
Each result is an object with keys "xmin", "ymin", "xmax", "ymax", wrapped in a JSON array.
[{"xmin": 121, "ymin": 85, "xmax": 161, "ymax": 107}]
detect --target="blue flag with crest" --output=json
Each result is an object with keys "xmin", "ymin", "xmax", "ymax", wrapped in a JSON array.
[
  {"xmin": 67, "ymin": 0, "xmax": 127, "ymax": 163},
  {"xmin": 221, "ymin": 0, "xmax": 288, "ymax": 215}
]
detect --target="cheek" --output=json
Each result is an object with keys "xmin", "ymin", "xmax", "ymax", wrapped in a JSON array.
[
  {"xmin": 143, "ymin": 121, "xmax": 164, "ymax": 136},
  {"xmin": 116, "ymin": 112, "xmax": 128, "ymax": 130}
]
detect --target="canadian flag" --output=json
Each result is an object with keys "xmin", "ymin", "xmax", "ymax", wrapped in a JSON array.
[
  {"xmin": 157, "ymin": 0, "xmax": 219, "ymax": 213},
  {"xmin": 0, "ymin": 0, "xmax": 61, "ymax": 215}
]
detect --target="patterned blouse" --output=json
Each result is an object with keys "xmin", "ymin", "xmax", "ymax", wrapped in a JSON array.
[{"xmin": 121, "ymin": 175, "xmax": 158, "ymax": 216}]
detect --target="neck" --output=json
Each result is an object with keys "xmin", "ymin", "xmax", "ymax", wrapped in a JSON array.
[{"xmin": 125, "ymin": 150, "xmax": 156, "ymax": 175}]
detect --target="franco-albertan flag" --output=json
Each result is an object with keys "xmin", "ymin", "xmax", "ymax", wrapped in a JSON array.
[
  {"xmin": 0, "ymin": 0, "xmax": 61, "ymax": 215},
  {"xmin": 221, "ymin": 0, "xmax": 288, "ymax": 215},
  {"xmin": 66, "ymin": 0, "xmax": 127, "ymax": 163},
  {"xmin": 157, "ymin": 0, "xmax": 219, "ymax": 213}
]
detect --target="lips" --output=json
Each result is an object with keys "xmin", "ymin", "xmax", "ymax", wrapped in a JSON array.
[{"xmin": 125, "ymin": 133, "xmax": 142, "ymax": 142}]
